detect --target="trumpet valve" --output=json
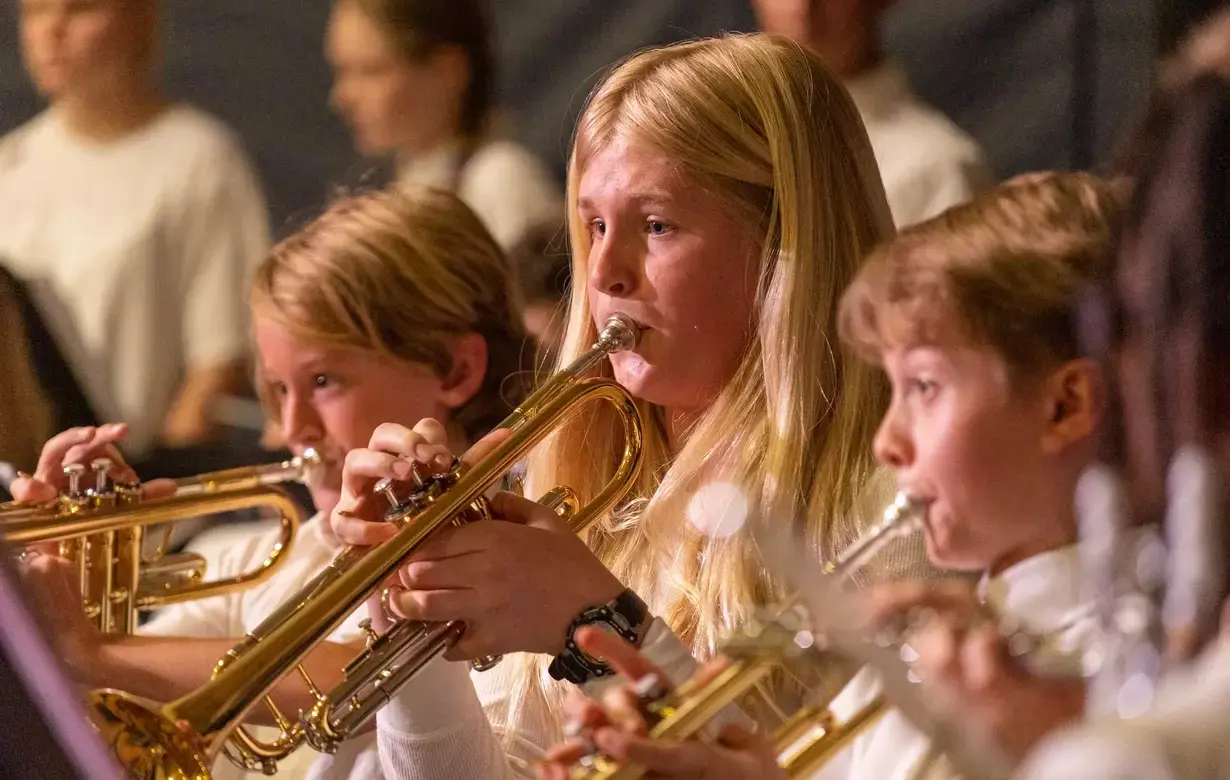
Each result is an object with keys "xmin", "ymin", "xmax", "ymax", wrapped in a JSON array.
[
  {"xmin": 357, "ymin": 618, "xmax": 380, "ymax": 648},
  {"xmin": 89, "ymin": 457, "xmax": 116, "ymax": 507},
  {"xmin": 374, "ymin": 458, "xmax": 479, "ymax": 527},
  {"xmin": 59, "ymin": 463, "xmax": 89, "ymax": 513},
  {"xmin": 373, "ymin": 478, "xmax": 405, "ymax": 511}
]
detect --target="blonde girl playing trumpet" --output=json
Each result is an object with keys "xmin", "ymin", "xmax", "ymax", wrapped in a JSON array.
[{"xmin": 330, "ymin": 31, "xmax": 936, "ymax": 780}]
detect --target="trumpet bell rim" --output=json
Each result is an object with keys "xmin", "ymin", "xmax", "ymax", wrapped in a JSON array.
[{"xmin": 87, "ymin": 689, "xmax": 211, "ymax": 780}]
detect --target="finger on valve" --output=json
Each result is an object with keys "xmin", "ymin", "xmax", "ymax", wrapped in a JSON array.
[{"xmin": 369, "ymin": 420, "xmax": 453, "ymax": 476}]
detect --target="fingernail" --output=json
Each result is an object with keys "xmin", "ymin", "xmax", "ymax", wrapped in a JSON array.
[
  {"xmin": 411, "ymin": 443, "xmax": 434, "ymax": 463},
  {"xmin": 105, "ymin": 423, "xmax": 125, "ymax": 434},
  {"xmin": 393, "ymin": 461, "xmax": 413, "ymax": 479},
  {"xmin": 14, "ymin": 471, "xmax": 30, "ymax": 481},
  {"xmin": 434, "ymin": 453, "xmax": 452, "ymax": 469},
  {"xmin": 79, "ymin": 427, "xmax": 95, "ymax": 439},
  {"xmin": 563, "ymin": 719, "xmax": 584, "ymax": 739}
]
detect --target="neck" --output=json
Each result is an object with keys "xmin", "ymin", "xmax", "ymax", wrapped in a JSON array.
[
  {"xmin": 57, "ymin": 80, "xmax": 165, "ymax": 143},
  {"xmin": 664, "ymin": 408, "xmax": 702, "ymax": 454},
  {"xmin": 396, "ymin": 124, "xmax": 465, "ymax": 162},
  {"xmin": 806, "ymin": 11, "xmax": 884, "ymax": 78},
  {"xmin": 986, "ymin": 504, "xmax": 1078, "ymax": 577}
]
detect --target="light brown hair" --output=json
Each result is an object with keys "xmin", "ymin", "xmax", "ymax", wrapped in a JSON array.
[
  {"xmin": 838, "ymin": 171, "xmax": 1122, "ymax": 387},
  {"xmin": 250, "ymin": 186, "xmax": 530, "ymax": 442}
]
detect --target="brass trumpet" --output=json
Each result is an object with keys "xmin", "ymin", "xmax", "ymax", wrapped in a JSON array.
[
  {"xmin": 0, "ymin": 450, "xmax": 319, "ymax": 634},
  {"xmin": 82, "ymin": 314, "xmax": 645, "ymax": 779},
  {"xmin": 569, "ymin": 492, "xmax": 927, "ymax": 780}
]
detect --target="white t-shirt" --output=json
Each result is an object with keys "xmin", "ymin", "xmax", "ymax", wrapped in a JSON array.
[
  {"xmin": 823, "ymin": 542, "xmax": 1097, "ymax": 780},
  {"xmin": 0, "ymin": 104, "xmax": 270, "ymax": 457},
  {"xmin": 846, "ymin": 63, "xmax": 995, "ymax": 229},
  {"xmin": 143, "ymin": 514, "xmax": 378, "ymax": 780},
  {"xmin": 396, "ymin": 138, "xmax": 562, "ymax": 251}
]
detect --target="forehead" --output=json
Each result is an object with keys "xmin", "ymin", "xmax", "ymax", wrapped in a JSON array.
[
  {"xmin": 577, "ymin": 137, "xmax": 691, "ymax": 202},
  {"xmin": 254, "ymin": 316, "xmax": 352, "ymax": 368},
  {"xmin": 326, "ymin": 3, "xmax": 397, "ymax": 57}
]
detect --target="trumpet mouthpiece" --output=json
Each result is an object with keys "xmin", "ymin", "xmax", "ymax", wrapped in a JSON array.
[
  {"xmin": 600, "ymin": 313, "xmax": 641, "ymax": 353},
  {"xmin": 296, "ymin": 447, "xmax": 324, "ymax": 484}
]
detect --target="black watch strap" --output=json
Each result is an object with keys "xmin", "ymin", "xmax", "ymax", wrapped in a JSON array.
[{"xmin": 549, "ymin": 589, "xmax": 649, "ymax": 685}]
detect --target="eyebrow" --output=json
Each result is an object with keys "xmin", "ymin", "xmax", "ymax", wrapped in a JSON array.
[{"xmin": 577, "ymin": 189, "xmax": 677, "ymax": 211}]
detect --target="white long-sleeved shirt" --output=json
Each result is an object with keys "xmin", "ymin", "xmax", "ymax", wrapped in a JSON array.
[
  {"xmin": 143, "ymin": 514, "xmax": 378, "ymax": 780},
  {"xmin": 819, "ymin": 542, "xmax": 1097, "ymax": 780},
  {"xmin": 374, "ymin": 617, "xmax": 701, "ymax": 779},
  {"xmin": 1016, "ymin": 640, "xmax": 1230, "ymax": 780}
]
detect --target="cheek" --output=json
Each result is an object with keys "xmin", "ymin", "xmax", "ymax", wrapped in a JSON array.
[
  {"xmin": 316, "ymin": 398, "xmax": 374, "ymax": 453},
  {"xmin": 67, "ymin": 20, "xmax": 115, "ymax": 63},
  {"xmin": 653, "ymin": 247, "xmax": 756, "ymax": 349},
  {"xmin": 376, "ymin": 75, "xmax": 419, "ymax": 123}
]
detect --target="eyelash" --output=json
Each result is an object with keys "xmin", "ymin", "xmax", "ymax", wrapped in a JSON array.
[
  {"xmin": 272, "ymin": 374, "xmax": 335, "ymax": 396},
  {"xmin": 905, "ymin": 378, "xmax": 938, "ymax": 401},
  {"xmin": 586, "ymin": 219, "xmax": 675, "ymax": 240}
]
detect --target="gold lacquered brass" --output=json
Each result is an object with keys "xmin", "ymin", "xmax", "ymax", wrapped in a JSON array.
[
  {"xmin": 83, "ymin": 315, "xmax": 645, "ymax": 779},
  {"xmin": 2, "ymin": 451, "xmax": 318, "ymax": 634},
  {"xmin": 569, "ymin": 493, "xmax": 926, "ymax": 780}
]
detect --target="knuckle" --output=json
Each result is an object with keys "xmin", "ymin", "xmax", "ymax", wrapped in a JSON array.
[
  {"xmin": 343, "ymin": 448, "xmax": 366, "ymax": 469},
  {"xmin": 414, "ymin": 417, "xmax": 446, "ymax": 440}
]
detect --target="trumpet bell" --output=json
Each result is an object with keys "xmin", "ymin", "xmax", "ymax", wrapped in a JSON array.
[{"xmin": 88, "ymin": 690, "xmax": 210, "ymax": 780}]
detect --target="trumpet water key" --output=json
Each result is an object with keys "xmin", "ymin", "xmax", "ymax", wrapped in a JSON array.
[
  {"xmin": 82, "ymin": 315, "xmax": 646, "ymax": 779},
  {"xmin": 1, "ymin": 450, "xmax": 319, "ymax": 634}
]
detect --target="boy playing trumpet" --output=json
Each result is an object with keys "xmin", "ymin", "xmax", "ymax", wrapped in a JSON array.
[{"xmin": 538, "ymin": 170, "xmax": 1123, "ymax": 780}]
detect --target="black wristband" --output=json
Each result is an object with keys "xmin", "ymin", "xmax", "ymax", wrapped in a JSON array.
[{"xmin": 548, "ymin": 589, "xmax": 648, "ymax": 685}]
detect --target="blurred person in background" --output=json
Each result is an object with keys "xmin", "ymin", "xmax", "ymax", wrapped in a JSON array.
[
  {"xmin": 326, "ymin": 0, "xmax": 562, "ymax": 251},
  {"xmin": 508, "ymin": 220, "xmax": 570, "ymax": 369},
  {"xmin": 751, "ymin": 0, "xmax": 994, "ymax": 227},
  {"xmin": 0, "ymin": 0, "xmax": 271, "ymax": 462}
]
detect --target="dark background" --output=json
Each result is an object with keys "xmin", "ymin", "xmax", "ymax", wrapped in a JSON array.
[{"xmin": 0, "ymin": 1, "xmax": 1218, "ymax": 236}]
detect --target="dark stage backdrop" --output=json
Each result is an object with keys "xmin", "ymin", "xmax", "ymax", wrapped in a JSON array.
[{"xmin": 0, "ymin": 0, "xmax": 1183, "ymax": 236}]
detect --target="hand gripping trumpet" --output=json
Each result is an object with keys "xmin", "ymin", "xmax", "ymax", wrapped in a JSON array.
[
  {"xmin": 568, "ymin": 492, "xmax": 927, "ymax": 780},
  {"xmin": 1, "ymin": 450, "xmax": 319, "ymax": 633},
  {"xmin": 81, "ymin": 314, "xmax": 645, "ymax": 780}
]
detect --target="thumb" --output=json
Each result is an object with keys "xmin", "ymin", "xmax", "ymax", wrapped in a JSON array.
[
  {"xmin": 141, "ymin": 478, "xmax": 178, "ymax": 501},
  {"xmin": 489, "ymin": 491, "xmax": 570, "ymax": 532}
]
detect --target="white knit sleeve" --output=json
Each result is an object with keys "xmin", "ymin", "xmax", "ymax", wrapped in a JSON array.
[{"xmin": 376, "ymin": 654, "xmax": 522, "ymax": 780}]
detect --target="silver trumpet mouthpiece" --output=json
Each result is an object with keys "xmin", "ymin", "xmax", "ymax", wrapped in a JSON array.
[{"xmin": 598, "ymin": 313, "xmax": 641, "ymax": 354}]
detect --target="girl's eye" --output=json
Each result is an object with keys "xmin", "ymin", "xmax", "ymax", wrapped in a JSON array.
[
  {"xmin": 648, "ymin": 220, "xmax": 670, "ymax": 235},
  {"xmin": 589, "ymin": 219, "xmax": 606, "ymax": 239},
  {"xmin": 907, "ymin": 378, "xmax": 938, "ymax": 400},
  {"xmin": 314, "ymin": 374, "xmax": 331, "ymax": 389}
]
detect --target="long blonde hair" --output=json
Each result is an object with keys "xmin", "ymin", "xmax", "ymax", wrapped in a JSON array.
[
  {"xmin": 249, "ymin": 186, "xmax": 531, "ymax": 442},
  {"xmin": 514, "ymin": 32, "xmax": 901, "ymax": 726}
]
